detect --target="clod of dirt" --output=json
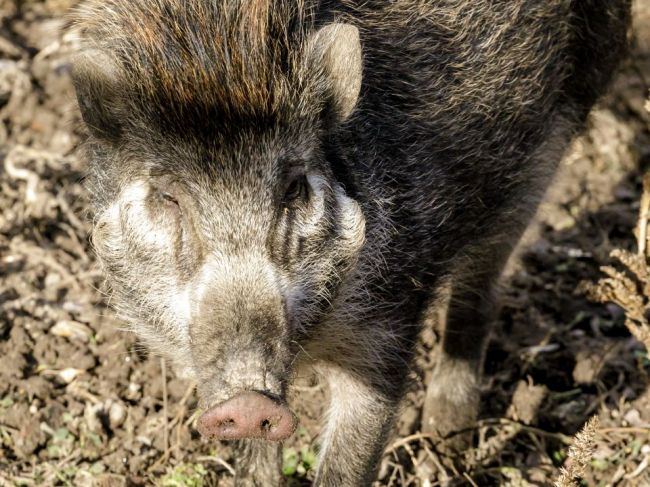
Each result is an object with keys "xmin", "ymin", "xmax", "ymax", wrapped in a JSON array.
[
  {"xmin": 507, "ymin": 380, "xmax": 547, "ymax": 425},
  {"xmin": 106, "ymin": 400, "xmax": 127, "ymax": 430}
]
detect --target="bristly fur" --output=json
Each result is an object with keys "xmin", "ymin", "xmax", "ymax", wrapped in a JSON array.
[
  {"xmin": 72, "ymin": 0, "xmax": 326, "ymax": 139},
  {"xmin": 70, "ymin": 1, "xmax": 631, "ymax": 485}
]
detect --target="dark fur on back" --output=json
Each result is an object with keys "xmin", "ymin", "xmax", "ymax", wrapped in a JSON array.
[{"xmin": 565, "ymin": 0, "xmax": 631, "ymax": 113}]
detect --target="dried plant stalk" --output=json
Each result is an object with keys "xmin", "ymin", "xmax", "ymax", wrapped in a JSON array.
[
  {"xmin": 554, "ymin": 416, "xmax": 600, "ymax": 487},
  {"xmin": 579, "ymin": 162, "xmax": 650, "ymax": 351},
  {"xmin": 635, "ymin": 171, "xmax": 650, "ymax": 257}
]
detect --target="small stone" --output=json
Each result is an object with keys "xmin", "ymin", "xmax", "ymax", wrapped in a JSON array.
[
  {"xmin": 623, "ymin": 409, "xmax": 645, "ymax": 427},
  {"xmin": 573, "ymin": 353, "xmax": 598, "ymax": 385},
  {"xmin": 58, "ymin": 367, "xmax": 83, "ymax": 384},
  {"xmin": 85, "ymin": 402, "xmax": 104, "ymax": 433},
  {"xmin": 136, "ymin": 435, "xmax": 152, "ymax": 446},
  {"xmin": 126, "ymin": 382, "xmax": 141, "ymax": 401},
  {"xmin": 508, "ymin": 379, "xmax": 547, "ymax": 425},
  {"xmin": 12, "ymin": 416, "xmax": 45, "ymax": 458},
  {"xmin": 44, "ymin": 271, "xmax": 62, "ymax": 288},
  {"xmin": 107, "ymin": 400, "xmax": 126, "ymax": 430},
  {"xmin": 93, "ymin": 474, "xmax": 127, "ymax": 487},
  {"xmin": 0, "ymin": 254, "xmax": 25, "ymax": 273},
  {"xmin": 50, "ymin": 320, "xmax": 92, "ymax": 342}
]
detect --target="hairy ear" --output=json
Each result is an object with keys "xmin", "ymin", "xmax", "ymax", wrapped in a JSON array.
[
  {"xmin": 308, "ymin": 23, "xmax": 362, "ymax": 122},
  {"xmin": 72, "ymin": 49, "xmax": 124, "ymax": 140}
]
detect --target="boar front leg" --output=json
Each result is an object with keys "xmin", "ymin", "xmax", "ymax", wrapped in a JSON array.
[
  {"xmin": 315, "ymin": 365, "xmax": 401, "ymax": 486},
  {"xmin": 422, "ymin": 239, "xmax": 520, "ymax": 450},
  {"xmin": 233, "ymin": 440, "xmax": 282, "ymax": 486}
]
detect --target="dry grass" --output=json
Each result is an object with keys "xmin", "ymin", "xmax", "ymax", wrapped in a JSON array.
[
  {"xmin": 554, "ymin": 416, "xmax": 600, "ymax": 487},
  {"xmin": 581, "ymin": 164, "xmax": 650, "ymax": 351}
]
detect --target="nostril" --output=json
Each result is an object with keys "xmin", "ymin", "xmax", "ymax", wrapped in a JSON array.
[{"xmin": 260, "ymin": 416, "xmax": 280, "ymax": 432}]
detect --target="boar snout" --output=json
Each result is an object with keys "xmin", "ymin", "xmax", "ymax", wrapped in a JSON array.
[{"xmin": 197, "ymin": 391, "xmax": 297, "ymax": 441}]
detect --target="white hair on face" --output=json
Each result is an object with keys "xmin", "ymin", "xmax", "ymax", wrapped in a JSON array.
[
  {"xmin": 302, "ymin": 174, "xmax": 327, "ymax": 232},
  {"xmin": 118, "ymin": 180, "xmax": 175, "ymax": 250},
  {"xmin": 170, "ymin": 286, "xmax": 192, "ymax": 335},
  {"xmin": 334, "ymin": 185, "xmax": 366, "ymax": 257},
  {"xmin": 189, "ymin": 252, "xmax": 281, "ymax": 311}
]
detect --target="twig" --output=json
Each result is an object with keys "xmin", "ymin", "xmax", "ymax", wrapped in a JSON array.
[
  {"xmin": 146, "ymin": 360, "xmax": 173, "ymax": 474},
  {"xmin": 636, "ymin": 172, "xmax": 650, "ymax": 256},
  {"xmin": 161, "ymin": 358, "xmax": 169, "ymax": 455},
  {"xmin": 422, "ymin": 444, "xmax": 449, "ymax": 482},
  {"xmin": 402, "ymin": 441, "xmax": 420, "ymax": 470},
  {"xmin": 4, "ymin": 147, "xmax": 40, "ymax": 204},
  {"xmin": 0, "ymin": 422, "xmax": 19, "ymax": 432},
  {"xmin": 170, "ymin": 382, "xmax": 196, "ymax": 455},
  {"xmin": 624, "ymin": 455, "xmax": 650, "ymax": 480},
  {"xmin": 65, "ymin": 382, "xmax": 101, "ymax": 404},
  {"xmin": 8, "ymin": 477, "xmax": 34, "ymax": 486},
  {"xmin": 168, "ymin": 381, "xmax": 196, "ymax": 431},
  {"xmin": 196, "ymin": 456, "xmax": 236, "ymax": 476},
  {"xmin": 463, "ymin": 472, "xmax": 480, "ymax": 487},
  {"xmin": 384, "ymin": 432, "xmax": 440, "ymax": 455},
  {"xmin": 56, "ymin": 195, "xmax": 88, "ymax": 237},
  {"xmin": 385, "ymin": 460, "xmax": 400, "ymax": 487},
  {"xmin": 474, "ymin": 418, "xmax": 573, "ymax": 444},
  {"xmin": 599, "ymin": 427, "xmax": 650, "ymax": 434}
]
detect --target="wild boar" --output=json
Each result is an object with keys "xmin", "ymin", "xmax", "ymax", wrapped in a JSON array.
[{"xmin": 70, "ymin": 0, "xmax": 630, "ymax": 485}]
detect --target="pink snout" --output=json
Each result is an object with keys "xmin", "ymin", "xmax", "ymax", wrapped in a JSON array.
[{"xmin": 197, "ymin": 391, "xmax": 297, "ymax": 441}]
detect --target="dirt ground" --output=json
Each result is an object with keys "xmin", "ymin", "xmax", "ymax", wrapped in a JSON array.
[{"xmin": 1, "ymin": 1, "xmax": 650, "ymax": 486}]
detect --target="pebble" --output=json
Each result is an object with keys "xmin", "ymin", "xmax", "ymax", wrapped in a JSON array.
[
  {"xmin": 623, "ymin": 408, "xmax": 646, "ymax": 427},
  {"xmin": 107, "ymin": 400, "xmax": 126, "ymax": 429},
  {"xmin": 84, "ymin": 402, "xmax": 104, "ymax": 433},
  {"xmin": 58, "ymin": 367, "xmax": 83, "ymax": 384},
  {"xmin": 136, "ymin": 435, "xmax": 152, "ymax": 446},
  {"xmin": 50, "ymin": 320, "xmax": 92, "ymax": 342},
  {"xmin": 0, "ymin": 254, "xmax": 25, "ymax": 273},
  {"xmin": 126, "ymin": 382, "xmax": 142, "ymax": 401}
]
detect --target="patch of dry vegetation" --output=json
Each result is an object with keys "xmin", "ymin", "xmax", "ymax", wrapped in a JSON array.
[
  {"xmin": 581, "ymin": 149, "xmax": 650, "ymax": 351},
  {"xmin": 554, "ymin": 416, "xmax": 600, "ymax": 487},
  {"xmin": 565, "ymin": 93, "xmax": 650, "ymax": 486}
]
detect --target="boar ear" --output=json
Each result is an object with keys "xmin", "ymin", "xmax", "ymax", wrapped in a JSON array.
[
  {"xmin": 308, "ymin": 23, "xmax": 362, "ymax": 122},
  {"xmin": 72, "ymin": 49, "xmax": 124, "ymax": 140}
]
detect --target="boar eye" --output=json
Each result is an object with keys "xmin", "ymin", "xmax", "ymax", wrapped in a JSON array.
[
  {"xmin": 160, "ymin": 191, "xmax": 181, "ymax": 212},
  {"xmin": 283, "ymin": 175, "xmax": 309, "ymax": 207}
]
